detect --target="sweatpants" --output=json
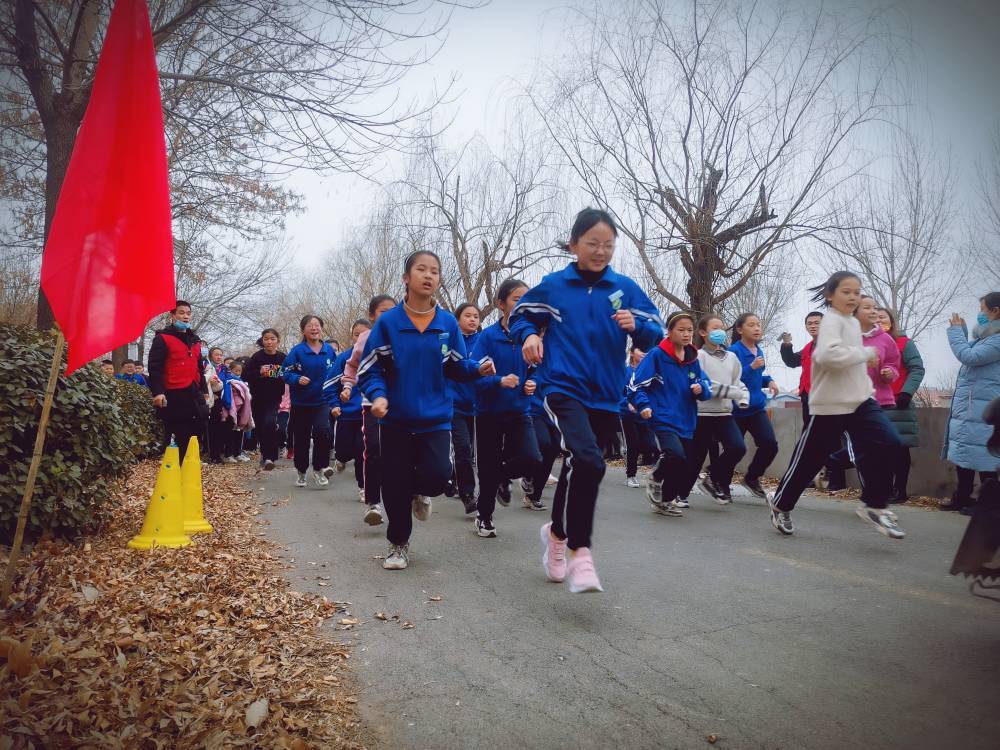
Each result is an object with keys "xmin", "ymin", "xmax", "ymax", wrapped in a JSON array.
[
  {"xmin": 530, "ymin": 414, "xmax": 561, "ymax": 503},
  {"xmin": 159, "ymin": 387, "xmax": 206, "ymax": 464},
  {"xmin": 380, "ymin": 425, "xmax": 452, "ymax": 546},
  {"xmin": 680, "ymin": 415, "xmax": 746, "ymax": 497},
  {"xmin": 333, "ymin": 417, "xmax": 364, "ymax": 488},
  {"xmin": 475, "ymin": 412, "xmax": 542, "ymax": 521},
  {"xmin": 362, "ymin": 408, "xmax": 382, "ymax": 506},
  {"xmin": 207, "ymin": 402, "xmax": 229, "ymax": 462},
  {"xmin": 651, "ymin": 429, "xmax": 693, "ymax": 502},
  {"xmin": 252, "ymin": 399, "xmax": 281, "ymax": 462},
  {"xmin": 621, "ymin": 416, "xmax": 643, "ymax": 478},
  {"xmin": 277, "ymin": 410, "xmax": 290, "ymax": 450},
  {"xmin": 544, "ymin": 394, "xmax": 619, "ymax": 550},
  {"xmin": 735, "ymin": 410, "xmax": 778, "ymax": 481},
  {"xmin": 451, "ymin": 413, "xmax": 476, "ymax": 498},
  {"xmin": 289, "ymin": 404, "xmax": 331, "ymax": 474},
  {"xmin": 773, "ymin": 398, "xmax": 901, "ymax": 512}
]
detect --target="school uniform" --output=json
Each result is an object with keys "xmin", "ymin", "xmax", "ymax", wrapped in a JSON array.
[
  {"xmin": 630, "ymin": 341, "xmax": 712, "ymax": 502},
  {"xmin": 730, "ymin": 340, "xmax": 779, "ymax": 482},
  {"xmin": 282, "ymin": 340, "xmax": 337, "ymax": 474},
  {"xmin": 358, "ymin": 305, "xmax": 482, "ymax": 546},
  {"xmin": 450, "ymin": 331, "xmax": 481, "ymax": 499},
  {"xmin": 324, "ymin": 349, "xmax": 365, "ymax": 488},
  {"xmin": 509, "ymin": 262, "xmax": 663, "ymax": 550},
  {"xmin": 527, "ymin": 371, "xmax": 562, "ymax": 504},
  {"xmin": 471, "ymin": 321, "xmax": 543, "ymax": 522}
]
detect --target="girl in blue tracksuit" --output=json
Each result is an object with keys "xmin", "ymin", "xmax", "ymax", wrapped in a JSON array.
[
  {"xmin": 730, "ymin": 313, "xmax": 781, "ymax": 498},
  {"xmin": 283, "ymin": 315, "xmax": 337, "ymax": 487},
  {"xmin": 450, "ymin": 303, "xmax": 482, "ymax": 514},
  {"xmin": 630, "ymin": 311, "xmax": 712, "ymax": 516},
  {"xmin": 324, "ymin": 319, "xmax": 370, "ymax": 497},
  {"xmin": 523, "ymin": 358, "xmax": 560, "ymax": 512},
  {"xmin": 470, "ymin": 279, "xmax": 543, "ymax": 538},
  {"xmin": 358, "ymin": 250, "xmax": 495, "ymax": 571},
  {"xmin": 509, "ymin": 208, "xmax": 663, "ymax": 593}
]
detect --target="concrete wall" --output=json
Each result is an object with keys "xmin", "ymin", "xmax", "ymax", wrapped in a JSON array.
[{"xmin": 734, "ymin": 407, "xmax": 957, "ymax": 499}]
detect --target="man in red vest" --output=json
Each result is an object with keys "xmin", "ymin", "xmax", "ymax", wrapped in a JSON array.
[
  {"xmin": 780, "ymin": 311, "xmax": 823, "ymax": 424},
  {"xmin": 147, "ymin": 300, "xmax": 208, "ymax": 463}
]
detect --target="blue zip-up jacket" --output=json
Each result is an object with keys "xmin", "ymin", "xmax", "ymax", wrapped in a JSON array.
[
  {"xmin": 323, "ymin": 350, "xmax": 362, "ymax": 420},
  {"xmin": 620, "ymin": 364, "xmax": 637, "ymax": 419},
  {"xmin": 449, "ymin": 331, "xmax": 481, "ymax": 417},
  {"xmin": 358, "ymin": 305, "xmax": 484, "ymax": 432},
  {"xmin": 629, "ymin": 341, "xmax": 712, "ymax": 439},
  {"xmin": 528, "ymin": 368, "xmax": 550, "ymax": 420},
  {"xmin": 115, "ymin": 373, "xmax": 150, "ymax": 388},
  {"xmin": 730, "ymin": 340, "xmax": 773, "ymax": 416},
  {"xmin": 471, "ymin": 320, "xmax": 532, "ymax": 416},
  {"xmin": 282, "ymin": 340, "xmax": 337, "ymax": 407},
  {"xmin": 508, "ymin": 262, "xmax": 663, "ymax": 413}
]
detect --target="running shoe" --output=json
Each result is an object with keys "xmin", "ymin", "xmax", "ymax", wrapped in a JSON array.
[
  {"xmin": 236, "ymin": 452, "xmax": 251, "ymax": 463},
  {"xmin": 673, "ymin": 496, "xmax": 690, "ymax": 509},
  {"xmin": 645, "ymin": 476, "xmax": 663, "ymax": 506},
  {"xmin": 323, "ymin": 465, "xmax": 335, "ymax": 479},
  {"xmin": 223, "ymin": 456, "xmax": 238, "ymax": 464},
  {"xmin": 295, "ymin": 472, "xmax": 307, "ymax": 488},
  {"xmin": 475, "ymin": 517, "xmax": 497, "ymax": 538},
  {"xmin": 358, "ymin": 487, "xmax": 366, "ymax": 503},
  {"xmin": 364, "ymin": 503, "xmax": 385, "ymax": 526},
  {"xmin": 444, "ymin": 480, "xmax": 456, "ymax": 498},
  {"xmin": 529, "ymin": 497, "xmax": 546, "ymax": 511},
  {"xmin": 383, "ymin": 544, "xmax": 409, "ymax": 570},
  {"xmin": 285, "ymin": 448, "xmax": 294, "ymax": 460},
  {"xmin": 715, "ymin": 485, "xmax": 733, "ymax": 505},
  {"xmin": 855, "ymin": 505, "xmax": 906, "ymax": 539},
  {"xmin": 461, "ymin": 494, "xmax": 478, "ymax": 515},
  {"xmin": 742, "ymin": 476, "xmax": 768, "ymax": 499},
  {"xmin": 625, "ymin": 476, "xmax": 641, "ymax": 488},
  {"xmin": 567, "ymin": 548, "xmax": 604, "ymax": 593},
  {"xmin": 411, "ymin": 495, "xmax": 432, "ymax": 521},
  {"xmin": 496, "ymin": 481, "xmax": 511, "ymax": 507},
  {"xmin": 652, "ymin": 501, "xmax": 684, "ymax": 517},
  {"xmin": 312, "ymin": 470, "xmax": 329, "ymax": 487},
  {"xmin": 263, "ymin": 459, "xmax": 276, "ymax": 471},
  {"xmin": 520, "ymin": 478, "xmax": 535, "ymax": 507},
  {"xmin": 335, "ymin": 460, "xmax": 346, "ymax": 473},
  {"xmin": 540, "ymin": 522, "xmax": 567, "ymax": 582},
  {"xmin": 697, "ymin": 474, "xmax": 721, "ymax": 499},
  {"xmin": 768, "ymin": 496, "xmax": 794, "ymax": 535}
]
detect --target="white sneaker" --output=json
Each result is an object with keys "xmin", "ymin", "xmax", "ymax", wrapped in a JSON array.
[
  {"xmin": 856, "ymin": 505, "xmax": 905, "ymax": 539},
  {"xmin": 322, "ymin": 466, "xmax": 335, "ymax": 479},
  {"xmin": 626, "ymin": 476, "xmax": 641, "ymax": 488},
  {"xmin": 652, "ymin": 501, "xmax": 684, "ymax": 517},
  {"xmin": 364, "ymin": 503, "xmax": 385, "ymax": 526},
  {"xmin": 475, "ymin": 517, "xmax": 497, "ymax": 538},
  {"xmin": 673, "ymin": 497, "xmax": 690, "ymax": 509},
  {"xmin": 223, "ymin": 456, "xmax": 238, "ymax": 464},
  {"xmin": 383, "ymin": 544, "xmax": 409, "ymax": 570},
  {"xmin": 312, "ymin": 470, "xmax": 329, "ymax": 487},
  {"xmin": 295, "ymin": 472, "xmax": 307, "ymax": 488},
  {"xmin": 411, "ymin": 495, "xmax": 431, "ymax": 521},
  {"xmin": 335, "ymin": 460, "xmax": 346, "ymax": 473},
  {"xmin": 236, "ymin": 453, "xmax": 251, "ymax": 463},
  {"xmin": 358, "ymin": 487, "xmax": 366, "ymax": 503}
]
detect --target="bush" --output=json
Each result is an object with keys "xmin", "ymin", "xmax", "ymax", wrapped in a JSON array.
[{"xmin": 0, "ymin": 325, "xmax": 161, "ymax": 542}]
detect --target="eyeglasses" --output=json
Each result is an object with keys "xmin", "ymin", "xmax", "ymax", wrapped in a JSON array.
[{"xmin": 581, "ymin": 241, "xmax": 615, "ymax": 252}]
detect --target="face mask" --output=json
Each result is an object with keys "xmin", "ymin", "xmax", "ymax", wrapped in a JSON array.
[
  {"xmin": 707, "ymin": 329, "xmax": 728, "ymax": 346},
  {"xmin": 174, "ymin": 320, "xmax": 191, "ymax": 330},
  {"xmin": 977, "ymin": 312, "xmax": 990, "ymax": 327},
  {"xmin": 200, "ymin": 345, "xmax": 209, "ymax": 357}
]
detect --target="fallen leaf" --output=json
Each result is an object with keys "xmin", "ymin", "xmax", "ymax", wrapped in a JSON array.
[
  {"xmin": 427, "ymin": 595, "xmax": 443, "ymax": 602},
  {"xmin": 338, "ymin": 618, "xmax": 359, "ymax": 626},
  {"xmin": 245, "ymin": 697, "xmax": 269, "ymax": 729},
  {"xmin": 706, "ymin": 734, "xmax": 719, "ymax": 744},
  {"xmin": 114, "ymin": 649, "xmax": 127, "ymax": 669},
  {"xmin": 80, "ymin": 584, "xmax": 100, "ymax": 603},
  {"xmin": 401, "ymin": 622, "xmax": 415, "ymax": 630},
  {"xmin": 8, "ymin": 639, "xmax": 33, "ymax": 678},
  {"xmin": 374, "ymin": 612, "xmax": 388, "ymax": 621}
]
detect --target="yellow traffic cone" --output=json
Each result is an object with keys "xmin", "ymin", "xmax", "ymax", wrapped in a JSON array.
[
  {"xmin": 182, "ymin": 436, "xmax": 213, "ymax": 534},
  {"xmin": 127, "ymin": 445, "xmax": 192, "ymax": 549}
]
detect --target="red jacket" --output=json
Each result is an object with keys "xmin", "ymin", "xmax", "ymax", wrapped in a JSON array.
[
  {"xmin": 147, "ymin": 326, "xmax": 205, "ymax": 395},
  {"xmin": 890, "ymin": 336, "xmax": 909, "ymax": 395},
  {"xmin": 780, "ymin": 340, "xmax": 814, "ymax": 394}
]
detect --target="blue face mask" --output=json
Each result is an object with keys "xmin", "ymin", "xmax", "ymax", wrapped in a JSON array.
[
  {"xmin": 174, "ymin": 320, "xmax": 191, "ymax": 331},
  {"xmin": 707, "ymin": 329, "xmax": 728, "ymax": 346},
  {"xmin": 977, "ymin": 312, "xmax": 990, "ymax": 327}
]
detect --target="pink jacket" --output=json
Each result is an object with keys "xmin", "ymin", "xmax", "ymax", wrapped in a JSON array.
[
  {"xmin": 341, "ymin": 329, "xmax": 371, "ymax": 388},
  {"xmin": 222, "ymin": 379, "xmax": 255, "ymax": 430},
  {"xmin": 279, "ymin": 384, "xmax": 290, "ymax": 412},
  {"xmin": 861, "ymin": 327, "xmax": 901, "ymax": 407}
]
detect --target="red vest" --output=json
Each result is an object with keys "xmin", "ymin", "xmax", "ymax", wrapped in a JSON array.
[
  {"xmin": 891, "ymin": 336, "xmax": 909, "ymax": 395},
  {"xmin": 161, "ymin": 332, "xmax": 202, "ymax": 390},
  {"xmin": 799, "ymin": 340, "xmax": 814, "ymax": 394}
]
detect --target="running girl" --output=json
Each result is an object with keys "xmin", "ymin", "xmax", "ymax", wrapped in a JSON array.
[
  {"xmin": 678, "ymin": 315, "xmax": 749, "ymax": 505},
  {"xmin": 357, "ymin": 252, "xmax": 495, "ymax": 570},
  {"xmin": 730, "ymin": 313, "xmax": 781, "ymax": 498},
  {"xmin": 283, "ymin": 315, "xmax": 337, "ymax": 488},
  {"xmin": 324, "ymin": 319, "xmax": 371, "ymax": 500},
  {"xmin": 768, "ymin": 272, "xmax": 905, "ymax": 539},
  {"xmin": 451, "ymin": 303, "xmax": 482, "ymax": 515},
  {"xmin": 621, "ymin": 346, "xmax": 648, "ymax": 489},
  {"xmin": 510, "ymin": 207, "xmax": 663, "ymax": 593},
  {"xmin": 470, "ymin": 279, "xmax": 543, "ymax": 538},
  {"xmin": 245, "ymin": 329, "xmax": 287, "ymax": 471},
  {"xmin": 631, "ymin": 311, "xmax": 712, "ymax": 516}
]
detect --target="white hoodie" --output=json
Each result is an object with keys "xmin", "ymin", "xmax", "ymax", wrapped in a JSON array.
[
  {"xmin": 809, "ymin": 308, "xmax": 874, "ymax": 415},
  {"xmin": 696, "ymin": 347, "xmax": 750, "ymax": 415}
]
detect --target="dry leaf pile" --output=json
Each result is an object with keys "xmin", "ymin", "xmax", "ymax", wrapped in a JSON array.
[{"xmin": 0, "ymin": 460, "xmax": 364, "ymax": 749}]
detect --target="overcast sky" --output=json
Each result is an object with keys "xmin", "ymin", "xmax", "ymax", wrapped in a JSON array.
[{"xmin": 280, "ymin": 0, "xmax": 1000, "ymax": 387}]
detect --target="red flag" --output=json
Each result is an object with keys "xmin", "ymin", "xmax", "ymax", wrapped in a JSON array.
[{"xmin": 41, "ymin": 0, "xmax": 174, "ymax": 375}]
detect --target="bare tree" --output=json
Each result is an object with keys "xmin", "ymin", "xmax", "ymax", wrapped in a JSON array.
[
  {"xmin": 820, "ymin": 131, "xmax": 964, "ymax": 340},
  {"xmin": 978, "ymin": 125, "xmax": 1000, "ymax": 288},
  {"xmin": 0, "ymin": 0, "xmax": 466, "ymax": 329},
  {"xmin": 529, "ymin": 0, "xmax": 896, "ymax": 318}
]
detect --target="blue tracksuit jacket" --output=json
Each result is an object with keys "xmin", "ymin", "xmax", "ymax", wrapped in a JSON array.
[
  {"xmin": 629, "ymin": 342, "xmax": 712, "ymax": 439},
  {"xmin": 358, "ymin": 305, "xmax": 483, "ymax": 432},
  {"xmin": 508, "ymin": 262, "xmax": 663, "ymax": 413},
  {"xmin": 323, "ymin": 349, "xmax": 362, "ymax": 420},
  {"xmin": 449, "ymin": 331, "xmax": 481, "ymax": 417},
  {"xmin": 472, "ymin": 320, "xmax": 532, "ymax": 416},
  {"xmin": 730, "ymin": 340, "xmax": 773, "ymax": 416},
  {"xmin": 282, "ymin": 341, "xmax": 337, "ymax": 407}
]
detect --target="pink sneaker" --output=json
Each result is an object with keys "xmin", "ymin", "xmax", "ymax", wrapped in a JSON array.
[
  {"xmin": 567, "ymin": 547, "xmax": 604, "ymax": 593},
  {"xmin": 540, "ymin": 522, "xmax": 567, "ymax": 582}
]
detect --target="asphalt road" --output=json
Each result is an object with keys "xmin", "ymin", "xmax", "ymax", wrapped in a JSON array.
[{"xmin": 256, "ymin": 463, "xmax": 1000, "ymax": 750}]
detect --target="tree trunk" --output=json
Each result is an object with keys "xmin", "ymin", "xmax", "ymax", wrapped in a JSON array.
[
  {"xmin": 685, "ymin": 243, "xmax": 715, "ymax": 318},
  {"xmin": 35, "ymin": 115, "xmax": 79, "ymax": 331}
]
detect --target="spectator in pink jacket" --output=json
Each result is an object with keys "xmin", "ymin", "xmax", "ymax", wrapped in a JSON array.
[{"xmin": 857, "ymin": 296, "xmax": 900, "ymax": 407}]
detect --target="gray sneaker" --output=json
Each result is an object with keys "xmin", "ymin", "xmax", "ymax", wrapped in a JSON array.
[
  {"xmin": 312, "ymin": 469, "xmax": 329, "ymax": 487},
  {"xmin": 364, "ymin": 503, "xmax": 385, "ymax": 526},
  {"xmin": 383, "ymin": 544, "xmax": 409, "ymax": 570},
  {"xmin": 856, "ymin": 505, "xmax": 905, "ymax": 540},
  {"xmin": 411, "ymin": 495, "xmax": 432, "ymax": 521},
  {"xmin": 295, "ymin": 472, "xmax": 307, "ymax": 488},
  {"xmin": 768, "ymin": 497, "xmax": 794, "ymax": 535},
  {"xmin": 645, "ymin": 476, "xmax": 663, "ymax": 505}
]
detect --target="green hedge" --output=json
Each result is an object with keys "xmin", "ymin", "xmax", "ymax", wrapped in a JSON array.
[{"xmin": 0, "ymin": 325, "xmax": 161, "ymax": 542}]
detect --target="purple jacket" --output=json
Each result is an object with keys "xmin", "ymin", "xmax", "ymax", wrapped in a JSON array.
[{"xmin": 862, "ymin": 327, "xmax": 901, "ymax": 407}]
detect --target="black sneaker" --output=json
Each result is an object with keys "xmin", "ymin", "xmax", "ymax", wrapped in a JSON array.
[
  {"xmin": 889, "ymin": 490, "xmax": 908, "ymax": 505},
  {"xmin": 461, "ymin": 494, "xmax": 478, "ymax": 515},
  {"xmin": 476, "ymin": 517, "xmax": 497, "ymax": 538},
  {"xmin": 496, "ymin": 481, "xmax": 511, "ymax": 507},
  {"xmin": 717, "ymin": 486, "xmax": 733, "ymax": 504},
  {"xmin": 530, "ymin": 497, "xmax": 546, "ymax": 511},
  {"xmin": 742, "ymin": 476, "xmax": 767, "ymax": 499},
  {"xmin": 697, "ymin": 474, "xmax": 722, "ymax": 499},
  {"xmin": 444, "ymin": 479, "xmax": 456, "ymax": 498}
]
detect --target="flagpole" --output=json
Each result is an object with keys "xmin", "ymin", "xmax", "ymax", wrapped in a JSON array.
[{"xmin": 1, "ymin": 330, "xmax": 65, "ymax": 607}]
